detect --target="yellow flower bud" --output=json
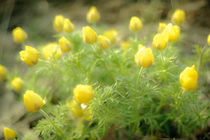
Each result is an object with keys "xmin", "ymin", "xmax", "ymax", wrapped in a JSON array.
[
  {"xmin": 63, "ymin": 18, "xmax": 75, "ymax": 33},
  {"xmin": 153, "ymin": 32, "xmax": 168, "ymax": 50},
  {"xmin": 67, "ymin": 100, "xmax": 84, "ymax": 118},
  {"xmin": 42, "ymin": 43, "xmax": 62, "ymax": 60},
  {"xmin": 171, "ymin": 9, "xmax": 185, "ymax": 24},
  {"xmin": 11, "ymin": 77, "xmax": 24, "ymax": 93},
  {"xmin": 0, "ymin": 64, "xmax": 7, "ymax": 81},
  {"xmin": 12, "ymin": 27, "xmax": 27, "ymax": 44},
  {"xmin": 207, "ymin": 34, "xmax": 210, "ymax": 46},
  {"xmin": 103, "ymin": 29, "xmax": 118, "ymax": 44},
  {"xmin": 19, "ymin": 46, "xmax": 39, "ymax": 66},
  {"xmin": 84, "ymin": 109, "xmax": 93, "ymax": 121},
  {"xmin": 82, "ymin": 26, "xmax": 97, "ymax": 44},
  {"xmin": 4, "ymin": 127, "xmax": 16, "ymax": 140},
  {"xmin": 158, "ymin": 22, "xmax": 167, "ymax": 33},
  {"xmin": 129, "ymin": 16, "xmax": 143, "ymax": 32},
  {"xmin": 164, "ymin": 23, "xmax": 180, "ymax": 42},
  {"xmin": 98, "ymin": 35, "xmax": 110, "ymax": 49},
  {"xmin": 53, "ymin": 15, "xmax": 64, "ymax": 32},
  {"xmin": 86, "ymin": 6, "xmax": 100, "ymax": 24},
  {"xmin": 180, "ymin": 65, "xmax": 198, "ymax": 91},
  {"xmin": 135, "ymin": 47, "xmax": 154, "ymax": 68},
  {"xmin": 120, "ymin": 41, "xmax": 131, "ymax": 51},
  {"xmin": 23, "ymin": 90, "xmax": 44, "ymax": 112},
  {"xmin": 59, "ymin": 37, "xmax": 72, "ymax": 53},
  {"xmin": 73, "ymin": 84, "xmax": 93, "ymax": 104}
]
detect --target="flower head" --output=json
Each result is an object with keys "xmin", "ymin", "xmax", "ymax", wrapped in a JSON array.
[
  {"xmin": 207, "ymin": 34, "xmax": 210, "ymax": 46},
  {"xmin": 11, "ymin": 77, "xmax": 24, "ymax": 93},
  {"xmin": 103, "ymin": 29, "xmax": 118, "ymax": 44},
  {"xmin": 19, "ymin": 46, "xmax": 39, "ymax": 66},
  {"xmin": 129, "ymin": 16, "xmax": 143, "ymax": 32},
  {"xmin": 158, "ymin": 22, "xmax": 167, "ymax": 33},
  {"xmin": 73, "ymin": 84, "xmax": 93, "ymax": 104},
  {"xmin": 0, "ymin": 64, "xmax": 7, "ymax": 81},
  {"xmin": 63, "ymin": 18, "xmax": 75, "ymax": 33},
  {"xmin": 163, "ymin": 23, "xmax": 180, "ymax": 42},
  {"xmin": 135, "ymin": 47, "xmax": 154, "ymax": 68},
  {"xmin": 67, "ymin": 100, "xmax": 84, "ymax": 118},
  {"xmin": 82, "ymin": 26, "xmax": 97, "ymax": 44},
  {"xmin": 98, "ymin": 35, "xmax": 110, "ymax": 49},
  {"xmin": 171, "ymin": 9, "xmax": 185, "ymax": 24},
  {"xmin": 59, "ymin": 36, "xmax": 72, "ymax": 53},
  {"xmin": 53, "ymin": 15, "xmax": 64, "ymax": 32},
  {"xmin": 12, "ymin": 27, "xmax": 27, "ymax": 43},
  {"xmin": 86, "ymin": 6, "xmax": 100, "ymax": 24},
  {"xmin": 120, "ymin": 41, "xmax": 131, "ymax": 51},
  {"xmin": 4, "ymin": 127, "xmax": 16, "ymax": 140},
  {"xmin": 153, "ymin": 32, "xmax": 168, "ymax": 50},
  {"xmin": 180, "ymin": 65, "xmax": 198, "ymax": 91},
  {"xmin": 42, "ymin": 43, "xmax": 62, "ymax": 60},
  {"xmin": 23, "ymin": 90, "xmax": 44, "ymax": 112}
]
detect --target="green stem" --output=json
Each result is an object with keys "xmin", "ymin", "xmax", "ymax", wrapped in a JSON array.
[
  {"xmin": 198, "ymin": 45, "xmax": 207, "ymax": 73},
  {"xmin": 136, "ymin": 67, "xmax": 144, "ymax": 86},
  {"xmin": 40, "ymin": 109, "xmax": 66, "ymax": 139},
  {"xmin": 134, "ymin": 32, "xmax": 138, "ymax": 42},
  {"xmin": 160, "ymin": 51, "xmax": 164, "ymax": 64}
]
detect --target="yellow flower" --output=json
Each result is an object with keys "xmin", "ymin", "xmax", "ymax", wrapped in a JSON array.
[
  {"xmin": 120, "ymin": 41, "xmax": 131, "ymax": 51},
  {"xmin": 23, "ymin": 90, "xmax": 44, "ymax": 112},
  {"xmin": 67, "ymin": 100, "xmax": 84, "ymax": 118},
  {"xmin": 86, "ymin": 6, "xmax": 100, "ymax": 24},
  {"xmin": 73, "ymin": 84, "xmax": 93, "ymax": 104},
  {"xmin": 53, "ymin": 15, "xmax": 64, "ymax": 32},
  {"xmin": 84, "ymin": 109, "xmax": 93, "ymax": 121},
  {"xmin": 103, "ymin": 29, "xmax": 118, "ymax": 44},
  {"xmin": 4, "ymin": 127, "xmax": 16, "ymax": 140},
  {"xmin": 59, "ymin": 36, "xmax": 72, "ymax": 53},
  {"xmin": 98, "ymin": 35, "xmax": 110, "ymax": 49},
  {"xmin": 0, "ymin": 64, "xmax": 7, "ymax": 81},
  {"xmin": 163, "ymin": 23, "xmax": 180, "ymax": 42},
  {"xmin": 207, "ymin": 34, "xmax": 210, "ymax": 46},
  {"xmin": 42, "ymin": 43, "xmax": 62, "ymax": 60},
  {"xmin": 129, "ymin": 16, "xmax": 143, "ymax": 32},
  {"xmin": 82, "ymin": 26, "xmax": 97, "ymax": 44},
  {"xmin": 12, "ymin": 27, "xmax": 27, "ymax": 44},
  {"xmin": 63, "ymin": 18, "xmax": 75, "ymax": 33},
  {"xmin": 153, "ymin": 32, "xmax": 168, "ymax": 50},
  {"xmin": 11, "ymin": 77, "xmax": 24, "ymax": 93},
  {"xmin": 158, "ymin": 22, "xmax": 167, "ymax": 33},
  {"xmin": 171, "ymin": 9, "xmax": 185, "ymax": 24},
  {"xmin": 19, "ymin": 46, "xmax": 39, "ymax": 66},
  {"xmin": 135, "ymin": 47, "xmax": 154, "ymax": 68},
  {"xmin": 180, "ymin": 65, "xmax": 198, "ymax": 91}
]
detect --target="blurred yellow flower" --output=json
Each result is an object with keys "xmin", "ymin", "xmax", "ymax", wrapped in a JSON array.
[
  {"xmin": 171, "ymin": 9, "xmax": 185, "ymax": 24},
  {"xmin": 164, "ymin": 23, "xmax": 180, "ymax": 42},
  {"xmin": 158, "ymin": 22, "xmax": 167, "ymax": 33},
  {"xmin": 180, "ymin": 65, "xmax": 198, "ymax": 91},
  {"xmin": 19, "ymin": 46, "xmax": 39, "ymax": 66},
  {"xmin": 120, "ymin": 41, "xmax": 131, "ymax": 51},
  {"xmin": 135, "ymin": 47, "xmax": 154, "ymax": 68},
  {"xmin": 129, "ymin": 16, "xmax": 143, "ymax": 32},
  {"xmin": 82, "ymin": 26, "xmax": 97, "ymax": 44},
  {"xmin": 11, "ymin": 77, "xmax": 24, "ymax": 93},
  {"xmin": 84, "ymin": 108, "xmax": 93, "ymax": 121},
  {"xmin": 59, "ymin": 36, "xmax": 72, "ymax": 53},
  {"xmin": 0, "ymin": 64, "xmax": 7, "ymax": 81},
  {"xmin": 73, "ymin": 84, "xmax": 93, "ymax": 104},
  {"xmin": 42, "ymin": 43, "xmax": 62, "ymax": 60},
  {"xmin": 23, "ymin": 90, "xmax": 44, "ymax": 112},
  {"xmin": 86, "ymin": 6, "xmax": 100, "ymax": 24},
  {"xmin": 53, "ymin": 15, "xmax": 64, "ymax": 32},
  {"xmin": 207, "ymin": 34, "xmax": 210, "ymax": 46},
  {"xmin": 153, "ymin": 32, "xmax": 168, "ymax": 50},
  {"xmin": 98, "ymin": 35, "xmax": 110, "ymax": 49},
  {"xmin": 63, "ymin": 18, "xmax": 75, "ymax": 33},
  {"xmin": 4, "ymin": 127, "xmax": 16, "ymax": 140},
  {"xmin": 138, "ymin": 44, "xmax": 144, "ymax": 50},
  {"xmin": 67, "ymin": 100, "xmax": 84, "ymax": 118},
  {"xmin": 12, "ymin": 27, "xmax": 27, "ymax": 44},
  {"xmin": 103, "ymin": 29, "xmax": 118, "ymax": 44}
]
